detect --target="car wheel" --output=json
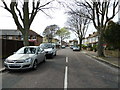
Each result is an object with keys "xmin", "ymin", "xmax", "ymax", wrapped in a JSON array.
[
  {"xmin": 54, "ymin": 52, "xmax": 56, "ymax": 56},
  {"xmin": 6, "ymin": 68, "xmax": 11, "ymax": 72},
  {"xmin": 43, "ymin": 56, "xmax": 46, "ymax": 62},
  {"xmin": 32, "ymin": 60, "xmax": 38, "ymax": 70},
  {"xmin": 51, "ymin": 54, "xmax": 54, "ymax": 58}
]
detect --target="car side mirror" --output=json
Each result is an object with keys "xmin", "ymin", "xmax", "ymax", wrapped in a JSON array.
[{"xmin": 37, "ymin": 52, "xmax": 41, "ymax": 54}]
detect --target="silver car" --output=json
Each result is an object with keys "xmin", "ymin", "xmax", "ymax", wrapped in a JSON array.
[
  {"xmin": 4, "ymin": 46, "xmax": 46, "ymax": 70},
  {"xmin": 40, "ymin": 43, "xmax": 57, "ymax": 58}
]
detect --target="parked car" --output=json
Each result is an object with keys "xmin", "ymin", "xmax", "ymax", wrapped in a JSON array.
[
  {"xmin": 40, "ymin": 43, "xmax": 57, "ymax": 58},
  {"xmin": 4, "ymin": 46, "xmax": 46, "ymax": 70},
  {"xmin": 73, "ymin": 46, "xmax": 80, "ymax": 51},
  {"xmin": 70, "ymin": 45, "xmax": 74, "ymax": 49},
  {"xmin": 61, "ymin": 45, "xmax": 66, "ymax": 49}
]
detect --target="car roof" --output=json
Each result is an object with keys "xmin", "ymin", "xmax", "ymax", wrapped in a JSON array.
[
  {"xmin": 23, "ymin": 46, "xmax": 39, "ymax": 48},
  {"xmin": 40, "ymin": 43, "xmax": 56, "ymax": 45}
]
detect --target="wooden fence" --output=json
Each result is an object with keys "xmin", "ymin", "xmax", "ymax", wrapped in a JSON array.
[{"xmin": 0, "ymin": 39, "xmax": 34, "ymax": 58}]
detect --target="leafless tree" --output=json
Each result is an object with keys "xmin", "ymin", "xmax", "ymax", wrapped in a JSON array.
[
  {"xmin": 74, "ymin": 0, "xmax": 119, "ymax": 57},
  {"xmin": 1, "ymin": 0, "xmax": 56, "ymax": 46},
  {"xmin": 67, "ymin": 9, "xmax": 90, "ymax": 51}
]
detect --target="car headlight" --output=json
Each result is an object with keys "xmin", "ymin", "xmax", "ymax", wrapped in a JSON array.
[
  {"xmin": 24, "ymin": 58, "xmax": 32, "ymax": 63},
  {"xmin": 49, "ymin": 51, "xmax": 53, "ymax": 53},
  {"xmin": 5, "ymin": 59, "xmax": 10, "ymax": 63}
]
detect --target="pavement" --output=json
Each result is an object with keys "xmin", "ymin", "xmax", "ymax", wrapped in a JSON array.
[
  {"xmin": 0, "ymin": 50, "xmax": 119, "ymax": 72},
  {"xmin": 82, "ymin": 50, "xmax": 120, "ymax": 69}
]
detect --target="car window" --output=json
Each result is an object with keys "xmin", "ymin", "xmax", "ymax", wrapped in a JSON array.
[
  {"xmin": 16, "ymin": 47, "xmax": 36, "ymax": 54},
  {"xmin": 29, "ymin": 48, "xmax": 36, "ymax": 54},
  {"xmin": 40, "ymin": 43, "xmax": 54, "ymax": 49},
  {"xmin": 37, "ymin": 48, "xmax": 41, "ymax": 53}
]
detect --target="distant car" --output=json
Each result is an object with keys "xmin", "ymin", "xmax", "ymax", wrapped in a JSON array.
[
  {"xmin": 70, "ymin": 46, "xmax": 73, "ymax": 49},
  {"xmin": 73, "ymin": 46, "xmax": 80, "ymax": 51},
  {"xmin": 61, "ymin": 45, "xmax": 66, "ymax": 49},
  {"xmin": 40, "ymin": 43, "xmax": 57, "ymax": 58},
  {"xmin": 4, "ymin": 46, "xmax": 46, "ymax": 70}
]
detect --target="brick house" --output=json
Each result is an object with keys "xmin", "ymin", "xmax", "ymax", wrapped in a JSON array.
[
  {"xmin": 0, "ymin": 29, "xmax": 43, "ymax": 46},
  {"xmin": 69, "ymin": 39, "xmax": 78, "ymax": 46},
  {"xmin": 82, "ymin": 32, "xmax": 98, "ymax": 47}
]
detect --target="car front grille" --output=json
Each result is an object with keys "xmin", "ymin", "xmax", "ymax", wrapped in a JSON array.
[
  {"xmin": 9, "ymin": 66, "xmax": 21, "ymax": 68},
  {"xmin": 7, "ymin": 60, "xmax": 24, "ymax": 63},
  {"xmin": 22, "ymin": 64, "xmax": 30, "ymax": 68}
]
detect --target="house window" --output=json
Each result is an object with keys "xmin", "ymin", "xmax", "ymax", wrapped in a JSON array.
[
  {"xmin": 16, "ymin": 36, "xmax": 18, "ymax": 39},
  {"xmin": 8, "ymin": 36, "xmax": 13, "ymax": 40},
  {"xmin": 0, "ymin": 36, "xmax": 2, "ymax": 39},
  {"xmin": 21, "ymin": 36, "xmax": 23, "ymax": 40},
  {"xmin": 3, "ymin": 36, "xmax": 7, "ymax": 39},
  {"xmin": 33, "ymin": 36, "xmax": 36, "ymax": 39},
  {"xmin": 28, "ymin": 36, "xmax": 31, "ymax": 39}
]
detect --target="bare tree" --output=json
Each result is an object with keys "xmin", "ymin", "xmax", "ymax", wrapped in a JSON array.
[
  {"xmin": 75, "ymin": 0, "xmax": 119, "ymax": 57},
  {"xmin": 1, "ymin": 0, "xmax": 55, "ymax": 46},
  {"xmin": 67, "ymin": 9, "xmax": 90, "ymax": 51}
]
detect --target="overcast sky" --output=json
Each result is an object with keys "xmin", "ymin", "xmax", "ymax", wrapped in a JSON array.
[{"xmin": 0, "ymin": 0, "xmax": 119, "ymax": 41}]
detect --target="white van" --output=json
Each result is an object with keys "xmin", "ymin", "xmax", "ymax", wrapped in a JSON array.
[{"xmin": 40, "ymin": 43, "xmax": 57, "ymax": 58}]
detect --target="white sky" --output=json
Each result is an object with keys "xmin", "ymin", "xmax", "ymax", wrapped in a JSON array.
[{"xmin": 0, "ymin": 0, "xmax": 119, "ymax": 41}]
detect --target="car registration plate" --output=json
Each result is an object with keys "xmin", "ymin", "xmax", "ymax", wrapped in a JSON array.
[{"xmin": 9, "ymin": 64, "xmax": 20, "ymax": 66}]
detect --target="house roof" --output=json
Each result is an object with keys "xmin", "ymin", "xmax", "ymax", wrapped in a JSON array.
[
  {"xmin": 86, "ymin": 32, "xmax": 98, "ymax": 38},
  {"xmin": 0, "ymin": 29, "xmax": 22, "ymax": 35},
  {"xmin": 0, "ymin": 29, "xmax": 43, "ymax": 38}
]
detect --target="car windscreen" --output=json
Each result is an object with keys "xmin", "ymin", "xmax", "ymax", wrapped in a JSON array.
[
  {"xmin": 40, "ymin": 43, "xmax": 53, "ymax": 49},
  {"xmin": 16, "ymin": 47, "xmax": 37, "ymax": 54}
]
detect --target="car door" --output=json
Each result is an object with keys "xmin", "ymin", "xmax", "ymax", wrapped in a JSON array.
[
  {"xmin": 39, "ymin": 48, "xmax": 45, "ymax": 60},
  {"xmin": 37, "ymin": 48, "xmax": 45, "ymax": 63},
  {"xmin": 36, "ymin": 47, "xmax": 44, "ymax": 63},
  {"xmin": 53, "ymin": 45, "xmax": 56, "ymax": 55}
]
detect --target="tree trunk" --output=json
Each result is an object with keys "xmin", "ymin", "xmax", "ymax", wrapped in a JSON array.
[
  {"xmin": 23, "ymin": 1, "xmax": 29, "ymax": 46},
  {"xmin": 97, "ymin": 31, "xmax": 105, "ymax": 57},
  {"xmin": 61, "ymin": 37, "xmax": 62, "ymax": 46},
  {"xmin": 22, "ymin": 30, "xmax": 29, "ymax": 46},
  {"xmin": 78, "ymin": 37, "xmax": 82, "ymax": 51}
]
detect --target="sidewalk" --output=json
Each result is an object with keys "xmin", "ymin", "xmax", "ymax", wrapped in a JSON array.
[{"xmin": 82, "ymin": 50, "xmax": 120, "ymax": 69}]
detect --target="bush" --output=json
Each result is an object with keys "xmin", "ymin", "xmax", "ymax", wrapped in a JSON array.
[
  {"xmin": 104, "ymin": 21, "xmax": 120, "ymax": 50},
  {"xmin": 82, "ymin": 44, "xmax": 87, "ymax": 49},
  {"xmin": 92, "ymin": 45, "xmax": 97, "ymax": 52}
]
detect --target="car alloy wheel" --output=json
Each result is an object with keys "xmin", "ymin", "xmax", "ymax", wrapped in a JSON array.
[
  {"xmin": 51, "ymin": 54, "xmax": 54, "ymax": 58},
  {"xmin": 33, "ymin": 60, "xmax": 37, "ymax": 70},
  {"xmin": 54, "ymin": 52, "xmax": 56, "ymax": 56},
  {"xmin": 43, "ymin": 56, "xmax": 46, "ymax": 62}
]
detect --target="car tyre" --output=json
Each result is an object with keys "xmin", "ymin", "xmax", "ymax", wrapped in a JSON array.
[
  {"xmin": 43, "ymin": 56, "xmax": 46, "ymax": 63},
  {"xmin": 32, "ymin": 60, "xmax": 38, "ymax": 70},
  {"xmin": 51, "ymin": 54, "xmax": 54, "ymax": 58},
  {"xmin": 54, "ymin": 52, "xmax": 56, "ymax": 56}
]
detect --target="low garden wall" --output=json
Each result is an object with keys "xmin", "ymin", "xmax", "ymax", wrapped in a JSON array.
[{"xmin": 104, "ymin": 50, "xmax": 120, "ymax": 58}]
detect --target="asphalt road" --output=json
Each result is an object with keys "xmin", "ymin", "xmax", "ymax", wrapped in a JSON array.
[{"xmin": 1, "ymin": 48, "xmax": 119, "ymax": 89}]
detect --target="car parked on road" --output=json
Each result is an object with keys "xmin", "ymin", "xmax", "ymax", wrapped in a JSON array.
[
  {"xmin": 40, "ymin": 43, "xmax": 57, "ymax": 58},
  {"xmin": 4, "ymin": 46, "xmax": 46, "ymax": 70},
  {"xmin": 70, "ymin": 45, "xmax": 74, "ymax": 49},
  {"xmin": 61, "ymin": 45, "xmax": 66, "ymax": 49},
  {"xmin": 73, "ymin": 46, "xmax": 80, "ymax": 51}
]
